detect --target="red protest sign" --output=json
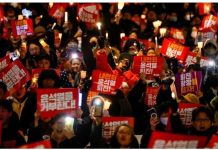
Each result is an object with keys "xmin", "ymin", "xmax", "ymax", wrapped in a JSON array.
[
  {"xmin": 132, "ymin": 56, "xmax": 164, "ymax": 77},
  {"xmin": 207, "ymin": 134, "xmax": 218, "ymax": 148},
  {"xmin": 201, "ymin": 15, "xmax": 218, "ymax": 33},
  {"xmin": 49, "ymin": 3, "xmax": 68, "ymax": 19},
  {"xmin": 175, "ymin": 71, "xmax": 202, "ymax": 96},
  {"xmin": 102, "ymin": 117, "xmax": 134, "ymax": 142},
  {"xmin": 0, "ymin": 55, "xmax": 10, "ymax": 71},
  {"xmin": 19, "ymin": 140, "xmax": 52, "ymax": 148},
  {"xmin": 77, "ymin": 4, "xmax": 100, "ymax": 24},
  {"xmin": 169, "ymin": 28, "xmax": 185, "ymax": 44},
  {"xmin": 144, "ymin": 86, "xmax": 160, "ymax": 107},
  {"xmin": 37, "ymin": 88, "xmax": 79, "ymax": 119},
  {"xmin": 197, "ymin": 3, "xmax": 212, "ymax": 16},
  {"xmin": 184, "ymin": 51, "xmax": 209, "ymax": 67},
  {"xmin": 0, "ymin": 5, "xmax": 4, "ymax": 20},
  {"xmin": 148, "ymin": 131, "xmax": 207, "ymax": 148},
  {"xmin": 178, "ymin": 103, "xmax": 201, "ymax": 127},
  {"xmin": 161, "ymin": 38, "xmax": 189, "ymax": 63},
  {"xmin": 11, "ymin": 19, "xmax": 33, "ymax": 38},
  {"xmin": 0, "ymin": 59, "xmax": 31, "ymax": 96},
  {"xmin": 0, "ymin": 121, "xmax": 2, "ymax": 146},
  {"xmin": 90, "ymin": 70, "xmax": 124, "ymax": 95}
]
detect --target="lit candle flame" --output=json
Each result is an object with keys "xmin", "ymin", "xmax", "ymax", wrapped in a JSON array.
[
  {"xmin": 153, "ymin": 20, "xmax": 162, "ymax": 29},
  {"xmin": 159, "ymin": 28, "xmax": 167, "ymax": 37},
  {"xmin": 120, "ymin": 33, "xmax": 125, "ymax": 39},
  {"xmin": 96, "ymin": 22, "xmax": 102, "ymax": 30},
  {"xmin": 64, "ymin": 12, "xmax": 68, "ymax": 23},
  {"xmin": 49, "ymin": 2, "xmax": 53, "ymax": 8},
  {"xmin": 118, "ymin": 2, "xmax": 124, "ymax": 10}
]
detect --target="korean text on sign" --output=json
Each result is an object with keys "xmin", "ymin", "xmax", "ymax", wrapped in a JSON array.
[
  {"xmin": 91, "ymin": 70, "xmax": 124, "ymax": 95},
  {"xmin": 175, "ymin": 71, "xmax": 202, "ymax": 96},
  {"xmin": 184, "ymin": 52, "xmax": 209, "ymax": 67},
  {"xmin": 145, "ymin": 86, "xmax": 160, "ymax": 107},
  {"xmin": 161, "ymin": 38, "xmax": 189, "ymax": 63},
  {"xmin": 37, "ymin": 88, "xmax": 79, "ymax": 118},
  {"xmin": 0, "ymin": 55, "xmax": 10, "ymax": 71},
  {"xmin": 77, "ymin": 4, "xmax": 100, "ymax": 24},
  {"xmin": 11, "ymin": 19, "xmax": 33, "ymax": 38},
  {"xmin": 178, "ymin": 103, "xmax": 201, "ymax": 127},
  {"xmin": 148, "ymin": 131, "xmax": 207, "ymax": 148},
  {"xmin": 0, "ymin": 59, "xmax": 30, "ymax": 96},
  {"xmin": 102, "ymin": 117, "xmax": 134, "ymax": 142},
  {"xmin": 132, "ymin": 56, "xmax": 164, "ymax": 77}
]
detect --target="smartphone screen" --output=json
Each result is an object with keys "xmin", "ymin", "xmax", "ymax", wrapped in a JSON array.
[
  {"xmin": 94, "ymin": 105, "xmax": 103, "ymax": 117},
  {"xmin": 79, "ymin": 93, "xmax": 82, "ymax": 107}
]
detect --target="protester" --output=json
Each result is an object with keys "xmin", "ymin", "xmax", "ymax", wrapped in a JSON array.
[
  {"xmin": 6, "ymin": 83, "xmax": 37, "ymax": 133},
  {"xmin": 0, "ymin": 100, "xmax": 26, "ymax": 148},
  {"xmin": 0, "ymin": 2, "xmax": 218, "ymax": 149},
  {"xmin": 140, "ymin": 101, "xmax": 186, "ymax": 148},
  {"xmin": 188, "ymin": 106, "xmax": 216, "ymax": 143}
]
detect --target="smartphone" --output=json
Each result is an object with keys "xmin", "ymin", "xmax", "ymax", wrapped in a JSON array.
[
  {"xmin": 65, "ymin": 117, "xmax": 74, "ymax": 131},
  {"xmin": 93, "ymin": 105, "xmax": 103, "ymax": 117},
  {"xmin": 79, "ymin": 93, "xmax": 82, "ymax": 107},
  {"xmin": 39, "ymin": 39, "xmax": 48, "ymax": 48},
  {"xmin": 147, "ymin": 107, "xmax": 158, "ymax": 119}
]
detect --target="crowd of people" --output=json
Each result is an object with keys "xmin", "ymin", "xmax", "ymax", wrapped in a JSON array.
[{"xmin": 0, "ymin": 3, "xmax": 218, "ymax": 148}]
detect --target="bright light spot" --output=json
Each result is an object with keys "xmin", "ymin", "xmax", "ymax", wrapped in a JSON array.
[
  {"xmin": 71, "ymin": 53, "xmax": 78, "ymax": 59},
  {"xmin": 209, "ymin": 60, "xmax": 215, "ymax": 66}
]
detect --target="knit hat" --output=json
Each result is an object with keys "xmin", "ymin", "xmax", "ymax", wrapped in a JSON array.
[
  {"xmin": 204, "ymin": 39, "xmax": 217, "ymax": 49},
  {"xmin": 183, "ymin": 93, "xmax": 200, "ymax": 104},
  {"xmin": 123, "ymin": 38, "xmax": 140, "ymax": 53}
]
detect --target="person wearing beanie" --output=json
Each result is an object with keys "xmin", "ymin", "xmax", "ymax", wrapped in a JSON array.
[
  {"xmin": 0, "ymin": 100, "xmax": 26, "ymax": 148},
  {"xmin": 203, "ymin": 39, "xmax": 218, "ymax": 59},
  {"xmin": 96, "ymin": 48, "xmax": 139, "ymax": 89},
  {"xmin": 183, "ymin": 93, "xmax": 200, "ymax": 104},
  {"xmin": 123, "ymin": 38, "xmax": 141, "ymax": 55}
]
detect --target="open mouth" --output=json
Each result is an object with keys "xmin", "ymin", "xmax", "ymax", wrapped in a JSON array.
[
  {"xmin": 200, "ymin": 127, "xmax": 206, "ymax": 131},
  {"xmin": 56, "ymin": 129, "xmax": 63, "ymax": 134}
]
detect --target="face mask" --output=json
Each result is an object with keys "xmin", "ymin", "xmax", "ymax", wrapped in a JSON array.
[
  {"xmin": 191, "ymin": 31, "xmax": 198, "ymax": 38},
  {"xmin": 160, "ymin": 117, "xmax": 168, "ymax": 125},
  {"xmin": 171, "ymin": 16, "xmax": 178, "ymax": 22}
]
